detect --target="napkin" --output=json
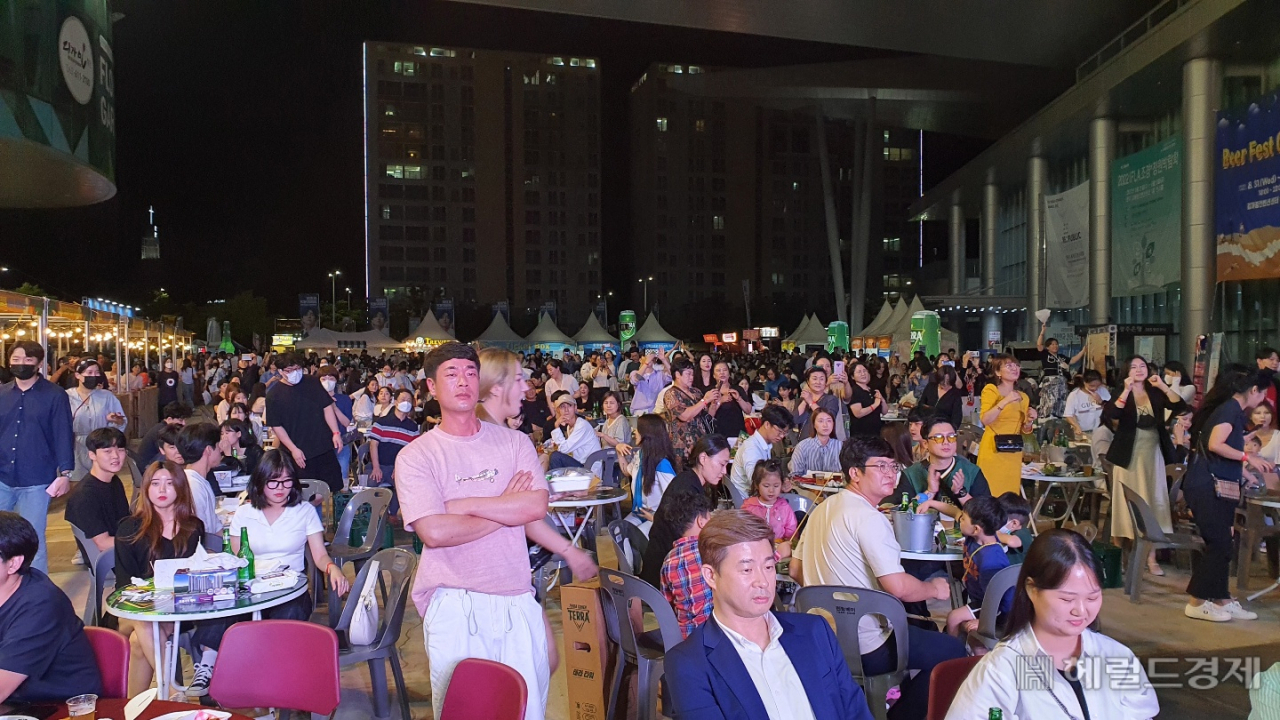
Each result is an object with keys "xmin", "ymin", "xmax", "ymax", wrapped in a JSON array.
[
  {"xmin": 153, "ymin": 545, "xmax": 247, "ymax": 589},
  {"xmin": 249, "ymin": 569, "xmax": 301, "ymax": 594},
  {"xmin": 125, "ymin": 688, "xmax": 156, "ymax": 720},
  {"xmin": 1035, "ymin": 308, "xmax": 1052, "ymax": 324}
]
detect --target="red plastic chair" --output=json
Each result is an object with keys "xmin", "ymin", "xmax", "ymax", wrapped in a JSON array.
[
  {"xmin": 440, "ymin": 658, "xmax": 527, "ymax": 720},
  {"xmin": 208, "ymin": 620, "xmax": 341, "ymax": 717},
  {"xmin": 83, "ymin": 627, "xmax": 129, "ymax": 699},
  {"xmin": 926, "ymin": 655, "xmax": 982, "ymax": 720}
]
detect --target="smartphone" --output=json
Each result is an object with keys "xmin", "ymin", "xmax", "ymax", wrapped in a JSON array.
[{"xmin": 833, "ymin": 360, "xmax": 845, "ymax": 376}]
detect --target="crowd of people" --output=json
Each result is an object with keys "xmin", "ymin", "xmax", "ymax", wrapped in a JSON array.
[{"xmin": 6, "ymin": 329, "xmax": 1280, "ymax": 718}]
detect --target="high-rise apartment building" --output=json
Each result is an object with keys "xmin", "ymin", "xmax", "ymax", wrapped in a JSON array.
[
  {"xmin": 363, "ymin": 43, "xmax": 602, "ymax": 327},
  {"xmin": 629, "ymin": 63, "xmax": 922, "ymax": 333}
]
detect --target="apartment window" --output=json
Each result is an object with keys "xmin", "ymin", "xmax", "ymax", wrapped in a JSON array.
[
  {"xmin": 379, "ymin": 225, "xmax": 404, "ymax": 240},
  {"xmin": 526, "ymin": 270, "xmax": 542, "ymax": 283},
  {"xmin": 406, "ymin": 247, "xmax": 428, "ymax": 262},
  {"xmin": 433, "ymin": 247, "xmax": 447, "ymax": 262},
  {"xmin": 405, "ymin": 226, "xmax": 426, "ymax": 242},
  {"xmin": 379, "ymin": 246, "xmax": 404, "ymax": 261},
  {"xmin": 383, "ymin": 104, "xmax": 396, "ymax": 117},
  {"xmin": 404, "ymin": 165, "xmax": 422, "ymax": 179},
  {"xmin": 462, "ymin": 208, "xmax": 475, "ymax": 222},
  {"xmin": 712, "ymin": 215, "xmax": 724, "ymax": 230},
  {"xmin": 526, "ymin": 230, "xmax": 541, "ymax": 244},
  {"xmin": 433, "ymin": 227, "xmax": 448, "ymax": 242},
  {"xmin": 656, "ymin": 117, "xmax": 668, "ymax": 132},
  {"xmin": 462, "ymin": 228, "xmax": 475, "ymax": 243},
  {"xmin": 526, "ymin": 249, "xmax": 541, "ymax": 264},
  {"xmin": 525, "ymin": 210, "xmax": 541, "ymax": 225},
  {"xmin": 695, "ymin": 119, "xmax": 705, "ymax": 133},
  {"xmin": 384, "ymin": 164, "xmax": 403, "ymax": 179},
  {"xmin": 380, "ymin": 205, "xmax": 392, "ymax": 220},
  {"xmin": 432, "ymin": 206, "xmax": 447, "ymax": 222},
  {"xmin": 460, "ymin": 65, "xmax": 473, "ymax": 81},
  {"xmin": 883, "ymin": 237, "xmax": 901, "ymax": 252}
]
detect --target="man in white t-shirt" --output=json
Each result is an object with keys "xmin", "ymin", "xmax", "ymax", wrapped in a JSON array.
[
  {"xmin": 176, "ymin": 422, "xmax": 223, "ymax": 537},
  {"xmin": 791, "ymin": 435, "xmax": 965, "ymax": 720},
  {"xmin": 543, "ymin": 359, "xmax": 579, "ymax": 412},
  {"xmin": 396, "ymin": 343, "xmax": 555, "ymax": 720},
  {"xmin": 548, "ymin": 392, "xmax": 601, "ymax": 466}
]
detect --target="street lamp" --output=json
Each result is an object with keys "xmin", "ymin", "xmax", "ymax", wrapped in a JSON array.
[
  {"xmin": 345, "ymin": 287, "xmax": 352, "ymax": 307},
  {"xmin": 328, "ymin": 270, "xmax": 342, "ymax": 326},
  {"xmin": 638, "ymin": 277, "xmax": 654, "ymax": 312}
]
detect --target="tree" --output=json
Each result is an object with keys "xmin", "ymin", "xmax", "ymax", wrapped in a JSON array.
[{"xmin": 13, "ymin": 282, "xmax": 46, "ymax": 297}]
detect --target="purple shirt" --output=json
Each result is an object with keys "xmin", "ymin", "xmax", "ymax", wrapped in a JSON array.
[{"xmin": 629, "ymin": 367, "xmax": 670, "ymax": 414}]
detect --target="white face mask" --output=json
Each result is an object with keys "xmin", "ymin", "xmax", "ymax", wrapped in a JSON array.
[
  {"xmin": 321, "ymin": 378, "xmax": 337, "ymax": 392},
  {"xmin": 285, "ymin": 369, "xmax": 304, "ymax": 385},
  {"xmin": 1165, "ymin": 375, "xmax": 1179, "ymax": 387},
  {"xmin": 397, "ymin": 401, "xmax": 413, "ymax": 413}
]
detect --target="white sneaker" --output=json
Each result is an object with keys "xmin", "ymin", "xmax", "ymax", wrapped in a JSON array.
[
  {"xmin": 72, "ymin": 551, "xmax": 84, "ymax": 566},
  {"xmin": 1221, "ymin": 599, "xmax": 1258, "ymax": 620},
  {"xmin": 1184, "ymin": 602, "xmax": 1232, "ymax": 623},
  {"xmin": 187, "ymin": 662, "xmax": 213, "ymax": 696}
]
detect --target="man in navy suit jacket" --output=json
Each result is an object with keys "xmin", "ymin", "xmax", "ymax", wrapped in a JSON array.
[{"xmin": 665, "ymin": 511, "xmax": 873, "ymax": 720}]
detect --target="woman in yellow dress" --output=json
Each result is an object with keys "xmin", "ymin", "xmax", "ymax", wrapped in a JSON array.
[{"xmin": 977, "ymin": 354, "xmax": 1038, "ymax": 496}]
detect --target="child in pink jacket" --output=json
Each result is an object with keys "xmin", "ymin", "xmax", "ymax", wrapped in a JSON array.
[{"xmin": 741, "ymin": 460, "xmax": 798, "ymax": 542}]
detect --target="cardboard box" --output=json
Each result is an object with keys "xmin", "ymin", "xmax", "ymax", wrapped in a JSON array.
[{"xmin": 562, "ymin": 578, "xmax": 615, "ymax": 720}]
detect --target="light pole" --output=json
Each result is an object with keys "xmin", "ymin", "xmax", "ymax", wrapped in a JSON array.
[
  {"xmin": 328, "ymin": 270, "xmax": 341, "ymax": 326},
  {"xmin": 345, "ymin": 287, "xmax": 352, "ymax": 307},
  {"xmin": 638, "ymin": 277, "xmax": 653, "ymax": 312}
]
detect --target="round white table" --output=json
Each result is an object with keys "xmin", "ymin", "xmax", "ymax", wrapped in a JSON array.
[
  {"xmin": 106, "ymin": 578, "xmax": 309, "ymax": 700},
  {"xmin": 549, "ymin": 486, "xmax": 629, "ymax": 546},
  {"xmin": 795, "ymin": 481, "xmax": 843, "ymax": 495},
  {"xmin": 900, "ymin": 548, "xmax": 963, "ymax": 562},
  {"xmin": 1024, "ymin": 472, "xmax": 1097, "ymax": 533},
  {"xmin": 882, "ymin": 416, "xmax": 909, "ymax": 423}
]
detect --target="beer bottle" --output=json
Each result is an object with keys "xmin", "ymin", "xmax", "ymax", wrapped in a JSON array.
[
  {"xmin": 222, "ymin": 527, "xmax": 231, "ymax": 554},
  {"xmin": 237, "ymin": 527, "xmax": 255, "ymax": 584},
  {"xmin": 988, "ymin": 709, "xmax": 1004, "ymax": 720},
  {"xmin": 900, "ymin": 493, "xmax": 910, "ymax": 511}
]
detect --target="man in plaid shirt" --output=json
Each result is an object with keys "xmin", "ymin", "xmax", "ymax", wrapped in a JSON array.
[{"xmin": 660, "ymin": 491, "xmax": 714, "ymax": 637}]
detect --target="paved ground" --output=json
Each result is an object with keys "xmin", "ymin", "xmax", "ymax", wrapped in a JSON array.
[{"xmin": 47, "ymin": 473, "xmax": 1280, "ymax": 718}]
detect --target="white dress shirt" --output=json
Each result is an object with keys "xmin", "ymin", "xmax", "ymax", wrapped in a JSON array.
[
  {"xmin": 185, "ymin": 468, "xmax": 223, "ymax": 534},
  {"xmin": 551, "ymin": 417, "xmax": 601, "ymax": 463},
  {"xmin": 713, "ymin": 611, "xmax": 818, "ymax": 720}
]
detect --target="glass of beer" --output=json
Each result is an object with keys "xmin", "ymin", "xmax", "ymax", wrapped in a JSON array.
[{"xmin": 67, "ymin": 693, "xmax": 97, "ymax": 720}]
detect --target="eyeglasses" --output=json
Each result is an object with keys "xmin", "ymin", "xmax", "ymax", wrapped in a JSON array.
[
  {"xmin": 265, "ymin": 479, "xmax": 295, "ymax": 489},
  {"xmin": 860, "ymin": 461, "xmax": 900, "ymax": 475},
  {"xmin": 928, "ymin": 433, "xmax": 959, "ymax": 443}
]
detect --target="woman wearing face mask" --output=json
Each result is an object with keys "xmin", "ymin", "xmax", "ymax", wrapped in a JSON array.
[
  {"xmin": 67, "ymin": 359, "xmax": 128, "ymax": 479},
  {"xmin": 1161, "ymin": 360, "xmax": 1196, "ymax": 405},
  {"xmin": 368, "ymin": 388, "xmax": 420, "ymax": 507},
  {"xmin": 319, "ymin": 368, "xmax": 354, "ymax": 484}
]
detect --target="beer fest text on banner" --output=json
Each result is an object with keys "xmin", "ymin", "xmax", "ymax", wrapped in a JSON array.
[
  {"xmin": 1043, "ymin": 181, "xmax": 1091, "ymax": 309},
  {"xmin": 1216, "ymin": 90, "xmax": 1280, "ymax": 282}
]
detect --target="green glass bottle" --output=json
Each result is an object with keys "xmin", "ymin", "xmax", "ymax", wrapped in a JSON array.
[
  {"xmin": 900, "ymin": 492, "xmax": 910, "ymax": 511},
  {"xmin": 222, "ymin": 527, "xmax": 231, "ymax": 554},
  {"xmin": 237, "ymin": 527, "xmax": 255, "ymax": 584},
  {"xmin": 988, "ymin": 708, "xmax": 1003, "ymax": 720}
]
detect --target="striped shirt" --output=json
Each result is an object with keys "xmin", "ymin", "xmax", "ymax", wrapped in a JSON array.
[
  {"xmin": 788, "ymin": 436, "xmax": 844, "ymax": 477},
  {"xmin": 368, "ymin": 412, "xmax": 421, "ymax": 467}
]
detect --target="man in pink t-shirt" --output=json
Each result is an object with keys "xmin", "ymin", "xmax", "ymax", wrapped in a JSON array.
[{"xmin": 396, "ymin": 343, "xmax": 552, "ymax": 720}]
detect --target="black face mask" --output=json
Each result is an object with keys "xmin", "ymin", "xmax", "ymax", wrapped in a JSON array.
[
  {"xmin": 82, "ymin": 376, "xmax": 101, "ymax": 390},
  {"xmin": 9, "ymin": 364, "xmax": 37, "ymax": 381}
]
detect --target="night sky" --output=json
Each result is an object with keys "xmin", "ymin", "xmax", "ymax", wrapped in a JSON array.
[{"xmin": 0, "ymin": 1, "xmax": 992, "ymax": 317}]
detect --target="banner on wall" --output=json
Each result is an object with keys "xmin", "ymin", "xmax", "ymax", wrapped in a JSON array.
[
  {"xmin": 1043, "ymin": 182, "xmax": 1091, "ymax": 309},
  {"xmin": 298, "ymin": 294, "xmax": 319, "ymax": 338},
  {"xmin": 1111, "ymin": 137, "xmax": 1182, "ymax": 297},
  {"xmin": 436, "ymin": 298, "xmax": 455, "ymax": 337},
  {"xmin": 368, "ymin": 297, "xmax": 388, "ymax": 335},
  {"xmin": 1216, "ymin": 91, "xmax": 1280, "ymax": 281}
]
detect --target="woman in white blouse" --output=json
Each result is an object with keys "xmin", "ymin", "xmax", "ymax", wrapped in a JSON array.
[
  {"xmin": 1247, "ymin": 401, "xmax": 1280, "ymax": 465},
  {"xmin": 946, "ymin": 529, "xmax": 1159, "ymax": 720}
]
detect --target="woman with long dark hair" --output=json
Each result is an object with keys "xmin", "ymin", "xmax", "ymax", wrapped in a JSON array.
[
  {"xmin": 946, "ymin": 529, "xmax": 1159, "ymax": 719},
  {"xmin": 977, "ymin": 354, "xmax": 1036, "ymax": 496},
  {"xmin": 1102, "ymin": 356, "xmax": 1187, "ymax": 576},
  {"xmin": 693, "ymin": 353, "xmax": 716, "ymax": 395},
  {"xmin": 624, "ymin": 414, "xmax": 679, "ymax": 531},
  {"xmin": 115, "ymin": 461, "xmax": 204, "ymax": 695},
  {"xmin": 642, "ymin": 434, "xmax": 731, "ymax": 587},
  {"xmin": 1183, "ymin": 365, "xmax": 1274, "ymax": 623},
  {"xmin": 918, "ymin": 365, "xmax": 963, "ymax": 429}
]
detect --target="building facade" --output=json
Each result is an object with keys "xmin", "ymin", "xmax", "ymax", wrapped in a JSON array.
[{"xmin": 363, "ymin": 42, "xmax": 601, "ymax": 328}]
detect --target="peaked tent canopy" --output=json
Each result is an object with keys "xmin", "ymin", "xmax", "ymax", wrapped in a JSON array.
[
  {"xmin": 861, "ymin": 301, "xmax": 896, "ymax": 337},
  {"xmin": 782, "ymin": 315, "xmax": 811, "ymax": 345},
  {"xmin": 573, "ymin": 313, "xmax": 619, "ymax": 349},
  {"xmin": 633, "ymin": 314, "xmax": 679, "ymax": 349},
  {"xmin": 296, "ymin": 328, "xmax": 406, "ymax": 351},
  {"xmin": 404, "ymin": 312, "xmax": 455, "ymax": 344},
  {"xmin": 792, "ymin": 314, "xmax": 831, "ymax": 348},
  {"xmin": 474, "ymin": 313, "xmax": 527, "ymax": 349},
  {"xmin": 525, "ymin": 313, "xmax": 578, "ymax": 351}
]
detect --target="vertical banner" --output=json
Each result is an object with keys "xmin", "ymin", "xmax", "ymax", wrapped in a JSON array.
[
  {"xmin": 368, "ymin": 297, "xmax": 388, "ymax": 335},
  {"xmin": 436, "ymin": 298, "xmax": 455, "ymax": 337},
  {"xmin": 1084, "ymin": 325, "xmax": 1116, "ymax": 374},
  {"xmin": 1216, "ymin": 91, "xmax": 1280, "ymax": 281},
  {"xmin": 492, "ymin": 300, "xmax": 510, "ymax": 323},
  {"xmin": 1043, "ymin": 181, "xmax": 1091, "ymax": 308},
  {"xmin": 594, "ymin": 300, "xmax": 607, "ymax": 327},
  {"xmin": 619, "ymin": 310, "xmax": 637, "ymax": 349},
  {"xmin": 298, "ymin": 293, "xmax": 319, "ymax": 337},
  {"xmin": 540, "ymin": 300, "xmax": 557, "ymax": 324},
  {"xmin": 1111, "ymin": 137, "xmax": 1182, "ymax": 296}
]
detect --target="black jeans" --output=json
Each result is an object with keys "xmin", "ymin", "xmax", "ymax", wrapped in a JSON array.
[
  {"xmin": 302, "ymin": 449, "xmax": 343, "ymax": 492},
  {"xmin": 1184, "ymin": 468, "xmax": 1237, "ymax": 601},
  {"xmin": 191, "ymin": 591, "xmax": 314, "ymax": 651},
  {"xmin": 862, "ymin": 626, "xmax": 967, "ymax": 720}
]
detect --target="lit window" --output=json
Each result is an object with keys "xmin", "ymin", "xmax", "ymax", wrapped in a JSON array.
[
  {"xmin": 883, "ymin": 130, "xmax": 890, "ymax": 142},
  {"xmin": 901, "ymin": 148, "xmax": 914, "ymax": 161},
  {"xmin": 688, "ymin": 65, "xmax": 701, "ymax": 74},
  {"xmin": 712, "ymin": 215, "xmax": 724, "ymax": 230},
  {"xmin": 403, "ymin": 62, "xmax": 415, "ymax": 77},
  {"xmin": 381, "ymin": 205, "xmax": 391, "ymax": 220},
  {"xmin": 656, "ymin": 117, "xmax": 668, "ymax": 132},
  {"xmin": 569, "ymin": 58, "xmax": 580, "ymax": 67},
  {"xmin": 383, "ymin": 105, "xmax": 396, "ymax": 117},
  {"xmin": 384, "ymin": 165, "xmax": 403, "ymax": 179},
  {"xmin": 695, "ymin": 119, "xmax": 705, "ymax": 132},
  {"xmin": 883, "ymin": 147, "xmax": 890, "ymax": 159},
  {"xmin": 584, "ymin": 59, "xmax": 596, "ymax": 68},
  {"xmin": 393, "ymin": 61, "xmax": 402, "ymax": 74},
  {"xmin": 672, "ymin": 65, "xmax": 683, "ymax": 74},
  {"xmin": 404, "ymin": 165, "xmax": 422, "ymax": 179},
  {"xmin": 889, "ymin": 148, "xmax": 900, "ymax": 161},
  {"xmin": 548, "ymin": 57, "xmax": 565, "ymax": 66},
  {"xmin": 429, "ymin": 48, "xmax": 455, "ymax": 57},
  {"xmin": 792, "ymin": 181, "xmax": 800, "ymax": 191}
]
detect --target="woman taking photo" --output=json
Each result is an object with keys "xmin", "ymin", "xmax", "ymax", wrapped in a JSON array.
[
  {"xmin": 661, "ymin": 358, "xmax": 718, "ymax": 467},
  {"xmin": 711, "ymin": 361, "xmax": 752, "ymax": 438},
  {"xmin": 1183, "ymin": 366, "xmax": 1274, "ymax": 623},
  {"xmin": 641, "ymin": 433, "xmax": 731, "ymax": 587},
  {"xmin": 946, "ymin": 529, "xmax": 1159, "ymax": 719},
  {"xmin": 977, "ymin": 354, "xmax": 1036, "ymax": 496},
  {"xmin": 847, "ymin": 363, "xmax": 885, "ymax": 440},
  {"xmin": 115, "ymin": 461, "xmax": 204, "ymax": 696},
  {"xmin": 623, "ymin": 414, "xmax": 679, "ymax": 531},
  {"xmin": 1102, "ymin": 356, "xmax": 1187, "ymax": 576},
  {"xmin": 918, "ymin": 365, "xmax": 963, "ymax": 430},
  {"xmin": 788, "ymin": 407, "xmax": 843, "ymax": 477}
]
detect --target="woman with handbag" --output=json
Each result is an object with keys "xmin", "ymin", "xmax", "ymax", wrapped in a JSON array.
[
  {"xmin": 662, "ymin": 357, "xmax": 719, "ymax": 468},
  {"xmin": 1102, "ymin": 356, "xmax": 1188, "ymax": 576},
  {"xmin": 977, "ymin": 354, "xmax": 1037, "ymax": 496},
  {"xmin": 1183, "ymin": 365, "xmax": 1274, "ymax": 623}
]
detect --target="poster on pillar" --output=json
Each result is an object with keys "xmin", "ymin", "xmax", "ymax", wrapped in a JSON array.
[
  {"xmin": 1215, "ymin": 91, "xmax": 1280, "ymax": 282},
  {"xmin": 1110, "ymin": 137, "xmax": 1182, "ymax": 296},
  {"xmin": 1043, "ymin": 182, "xmax": 1091, "ymax": 308}
]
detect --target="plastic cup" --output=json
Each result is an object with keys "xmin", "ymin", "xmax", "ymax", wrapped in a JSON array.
[{"xmin": 67, "ymin": 693, "xmax": 97, "ymax": 720}]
